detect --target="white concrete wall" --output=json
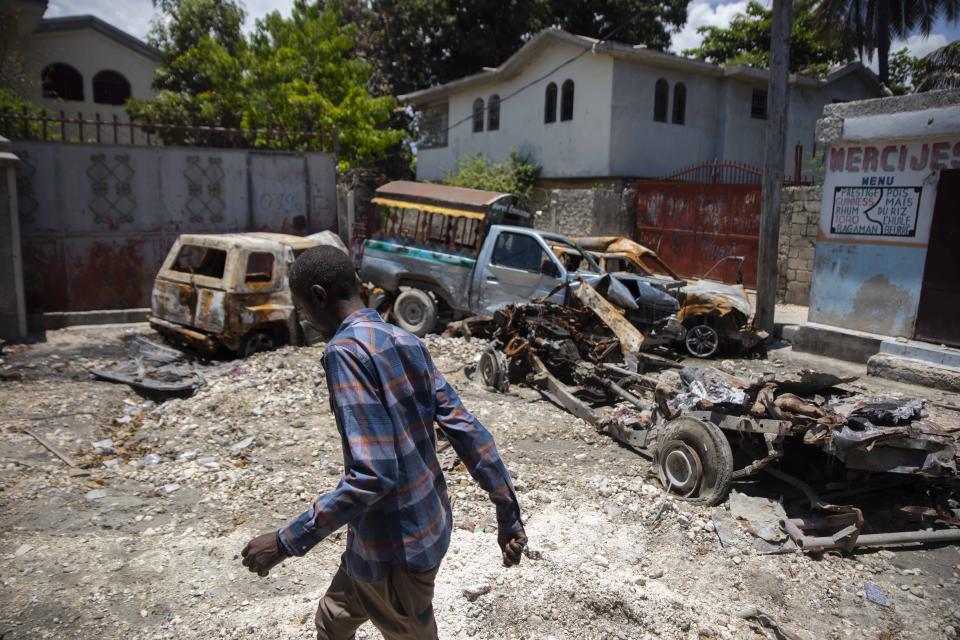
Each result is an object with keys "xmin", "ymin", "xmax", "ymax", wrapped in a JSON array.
[
  {"xmin": 716, "ymin": 79, "xmax": 768, "ymax": 170},
  {"xmin": 609, "ymin": 60, "xmax": 723, "ymax": 177},
  {"xmin": 785, "ymin": 73, "xmax": 881, "ymax": 177},
  {"xmin": 415, "ymin": 41, "xmax": 615, "ymax": 181},
  {"xmin": 22, "ymin": 28, "xmax": 157, "ymax": 122}
]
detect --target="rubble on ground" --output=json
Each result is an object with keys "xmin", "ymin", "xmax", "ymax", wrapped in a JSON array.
[{"xmin": 2, "ymin": 324, "xmax": 960, "ymax": 639}]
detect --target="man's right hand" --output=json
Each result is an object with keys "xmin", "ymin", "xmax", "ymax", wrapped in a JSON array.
[{"xmin": 498, "ymin": 529, "xmax": 527, "ymax": 567}]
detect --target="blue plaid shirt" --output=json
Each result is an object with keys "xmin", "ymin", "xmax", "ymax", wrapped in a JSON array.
[{"xmin": 279, "ymin": 308, "xmax": 523, "ymax": 582}]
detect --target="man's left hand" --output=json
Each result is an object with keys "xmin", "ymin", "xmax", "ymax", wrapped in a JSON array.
[{"xmin": 241, "ymin": 532, "xmax": 287, "ymax": 577}]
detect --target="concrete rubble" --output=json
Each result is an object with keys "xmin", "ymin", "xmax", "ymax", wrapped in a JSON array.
[{"xmin": 0, "ymin": 324, "xmax": 959, "ymax": 639}]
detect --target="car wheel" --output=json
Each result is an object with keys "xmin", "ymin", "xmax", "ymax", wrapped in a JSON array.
[
  {"xmin": 240, "ymin": 332, "xmax": 276, "ymax": 358},
  {"xmin": 685, "ymin": 322, "xmax": 720, "ymax": 358},
  {"xmin": 654, "ymin": 416, "xmax": 733, "ymax": 506},
  {"xmin": 392, "ymin": 289, "xmax": 438, "ymax": 337}
]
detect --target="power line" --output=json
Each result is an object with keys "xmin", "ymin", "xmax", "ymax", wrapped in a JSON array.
[
  {"xmin": 386, "ymin": 15, "xmax": 647, "ymax": 160},
  {"xmin": 430, "ymin": 18, "xmax": 643, "ymax": 138}
]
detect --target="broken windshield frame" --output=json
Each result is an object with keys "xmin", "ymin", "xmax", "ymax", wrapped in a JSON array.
[{"xmin": 545, "ymin": 236, "xmax": 603, "ymax": 275}]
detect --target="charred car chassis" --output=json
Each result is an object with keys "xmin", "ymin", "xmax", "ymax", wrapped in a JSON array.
[{"xmin": 469, "ymin": 278, "xmax": 960, "ymax": 551}]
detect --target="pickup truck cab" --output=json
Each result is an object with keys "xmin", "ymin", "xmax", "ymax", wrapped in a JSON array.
[
  {"xmin": 150, "ymin": 231, "xmax": 346, "ymax": 356},
  {"xmin": 357, "ymin": 181, "xmax": 681, "ymax": 341}
]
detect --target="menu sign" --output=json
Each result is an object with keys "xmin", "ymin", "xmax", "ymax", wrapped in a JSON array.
[{"xmin": 829, "ymin": 186, "xmax": 922, "ymax": 237}]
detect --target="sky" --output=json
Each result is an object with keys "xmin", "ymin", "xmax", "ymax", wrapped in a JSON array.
[{"xmin": 47, "ymin": 0, "xmax": 959, "ymax": 69}]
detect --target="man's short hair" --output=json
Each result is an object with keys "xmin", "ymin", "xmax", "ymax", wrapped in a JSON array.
[{"xmin": 289, "ymin": 246, "xmax": 359, "ymax": 301}]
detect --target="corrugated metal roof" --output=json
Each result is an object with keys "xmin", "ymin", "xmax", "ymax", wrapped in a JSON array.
[{"xmin": 374, "ymin": 181, "xmax": 511, "ymax": 211}]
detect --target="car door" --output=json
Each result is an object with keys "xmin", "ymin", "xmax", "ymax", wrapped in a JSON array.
[{"xmin": 477, "ymin": 230, "xmax": 566, "ymax": 313}]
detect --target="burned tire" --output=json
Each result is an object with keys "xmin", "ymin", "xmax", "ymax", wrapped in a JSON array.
[
  {"xmin": 685, "ymin": 322, "xmax": 720, "ymax": 358},
  {"xmin": 393, "ymin": 288, "xmax": 438, "ymax": 337},
  {"xmin": 479, "ymin": 347, "xmax": 509, "ymax": 392},
  {"xmin": 240, "ymin": 331, "xmax": 277, "ymax": 358},
  {"xmin": 654, "ymin": 416, "xmax": 733, "ymax": 506}
]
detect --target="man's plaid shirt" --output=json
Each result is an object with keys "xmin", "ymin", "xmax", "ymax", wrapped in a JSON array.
[{"xmin": 279, "ymin": 308, "xmax": 523, "ymax": 582}]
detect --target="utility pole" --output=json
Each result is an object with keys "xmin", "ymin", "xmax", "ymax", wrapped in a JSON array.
[{"xmin": 754, "ymin": 0, "xmax": 793, "ymax": 334}]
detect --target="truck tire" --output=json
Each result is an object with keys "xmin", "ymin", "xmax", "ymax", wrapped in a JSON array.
[
  {"xmin": 240, "ymin": 331, "xmax": 277, "ymax": 358},
  {"xmin": 654, "ymin": 416, "xmax": 733, "ymax": 506},
  {"xmin": 393, "ymin": 288, "xmax": 438, "ymax": 337}
]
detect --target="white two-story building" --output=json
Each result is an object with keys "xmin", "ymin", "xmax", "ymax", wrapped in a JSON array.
[
  {"xmin": 401, "ymin": 29, "xmax": 883, "ymax": 182},
  {"xmin": 6, "ymin": 0, "xmax": 159, "ymax": 123}
]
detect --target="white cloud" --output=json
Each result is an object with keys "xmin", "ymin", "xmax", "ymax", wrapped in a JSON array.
[{"xmin": 670, "ymin": 0, "xmax": 751, "ymax": 55}]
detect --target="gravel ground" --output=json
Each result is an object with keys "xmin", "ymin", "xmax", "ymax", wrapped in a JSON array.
[{"xmin": 1, "ymin": 325, "xmax": 959, "ymax": 640}]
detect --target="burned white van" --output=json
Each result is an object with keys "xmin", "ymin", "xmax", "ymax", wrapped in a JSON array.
[{"xmin": 149, "ymin": 232, "xmax": 345, "ymax": 356}]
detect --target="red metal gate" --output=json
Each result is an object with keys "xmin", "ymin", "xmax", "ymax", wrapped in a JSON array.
[{"xmin": 634, "ymin": 163, "xmax": 762, "ymax": 287}]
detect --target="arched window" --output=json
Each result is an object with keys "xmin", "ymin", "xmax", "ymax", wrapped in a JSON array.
[
  {"xmin": 560, "ymin": 79, "xmax": 574, "ymax": 121},
  {"xmin": 41, "ymin": 63, "xmax": 84, "ymax": 101},
  {"xmin": 472, "ymin": 98, "xmax": 484, "ymax": 133},
  {"xmin": 653, "ymin": 78, "xmax": 668, "ymax": 122},
  {"xmin": 672, "ymin": 82, "xmax": 686, "ymax": 125},
  {"xmin": 487, "ymin": 94, "xmax": 500, "ymax": 131},
  {"xmin": 544, "ymin": 82, "xmax": 557, "ymax": 124},
  {"xmin": 93, "ymin": 70, "xmax": 131, "ymax": 105}
]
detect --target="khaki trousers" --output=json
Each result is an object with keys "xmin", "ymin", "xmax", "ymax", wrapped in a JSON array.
[{"xmin": 316, "ymin": 556, "xmax": 440, "ymax": 640}]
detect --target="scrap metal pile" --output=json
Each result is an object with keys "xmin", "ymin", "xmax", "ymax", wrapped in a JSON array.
[{"xmin": 458, "ymin": 277, "xmax": 960, "ymax": 552}]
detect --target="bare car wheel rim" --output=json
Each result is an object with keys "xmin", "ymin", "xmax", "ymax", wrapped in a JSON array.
[
  {"xmin": 662, "ymin": 442, "xmax": 703, "ymax": 496},
  {"xmin": 686, "ymin": 324, "xmax": 719, "ymax": 358}
]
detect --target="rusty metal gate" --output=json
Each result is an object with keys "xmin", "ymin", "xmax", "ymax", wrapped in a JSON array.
[{"xmin": 634, "ymin": 162, "xmax": 762, "ymax": 287}]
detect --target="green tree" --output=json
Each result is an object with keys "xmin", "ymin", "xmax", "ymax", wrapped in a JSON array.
[
  {"xmin": 442, "ymin": 151, "xmax": 542, "ymax": 204},
  {"xmin": 815, "ymin": 0, "xmax": 960, "ymax": 85},
  {"xmin": 127, "ymin": 0, "xmax": 403, "ymax": 169},
  {"xmin": 887, "ymin": 47, "xmax": 922, "ymax": 93},
  {"xmin": 683, "ymin": 0, "xmax": 854, "ymax": 76},
  {"xmin": 914, "ymin": 40, "xmax": 960, "ymax": 91},
  {"xmin": 149, "ymin": 0, "xmax": 247, "ymax": 94}
]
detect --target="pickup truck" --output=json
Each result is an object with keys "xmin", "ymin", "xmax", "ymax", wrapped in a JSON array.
[{"xmin": 359, "ymin": 223, "xmax": 683, "ymax": 343}]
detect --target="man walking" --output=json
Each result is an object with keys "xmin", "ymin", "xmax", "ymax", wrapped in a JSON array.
[{"xmin": 241, "ymin": 246, "xmax": 526, "ymax": 639}]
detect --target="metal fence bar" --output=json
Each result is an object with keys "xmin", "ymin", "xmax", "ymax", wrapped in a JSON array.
[{"xmin": 0, "ymin": 109, "xmax": 334, "ymax": 150}]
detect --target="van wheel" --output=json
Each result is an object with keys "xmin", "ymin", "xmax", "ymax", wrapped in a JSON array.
[
  {"xmin": 393, "ymin": 289, "xmax": 438, "ymax": 337},
  {"xmin": 654, "ymin": 416, "xmax": 733, "ymax": 506},
  {"xmin": 240, "ymin": 332, "xmax": 276, "ymax": 358}
]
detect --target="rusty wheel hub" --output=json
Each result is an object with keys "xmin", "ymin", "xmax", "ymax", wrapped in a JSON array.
[{"xmin": 660, "ymin": 441, "xmax": 703, "ymax": 497}]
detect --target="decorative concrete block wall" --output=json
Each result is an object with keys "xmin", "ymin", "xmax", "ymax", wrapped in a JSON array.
[{"xmin": 777, "ymin": 185, "xmax": 821, "ymax": 305}]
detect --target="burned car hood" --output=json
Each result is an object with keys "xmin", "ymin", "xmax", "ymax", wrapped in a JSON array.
[
  {"xmin": 609, "ymin": 272, "xmax": 680, "ymax": 312},
  {"xmin": 681, "ymin": 280, "xmax": 752, "ymax": 318}
]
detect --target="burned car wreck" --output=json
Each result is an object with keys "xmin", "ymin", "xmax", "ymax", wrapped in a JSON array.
[
  {"xmin": 149, "ymin": 231, "xmax": 346, "ymax": 357},
  {"xmin": 559, "ymin": 237, "xmax": 767, "ymax": 357},
  {"xmin": 467, "ymin": 277, "xmax": 960, "ymax": 551}
]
